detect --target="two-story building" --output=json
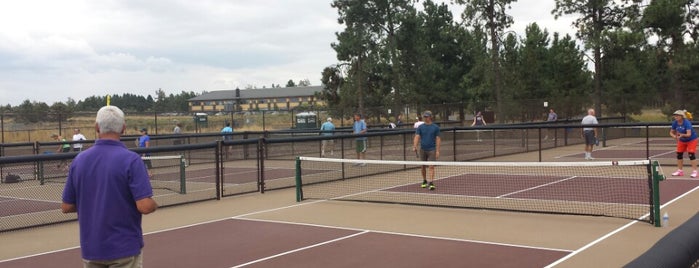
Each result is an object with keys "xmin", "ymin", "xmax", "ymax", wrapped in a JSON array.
[{"xmin": 188, "ymin": 86, "xmax": 324, "ymax": 114}]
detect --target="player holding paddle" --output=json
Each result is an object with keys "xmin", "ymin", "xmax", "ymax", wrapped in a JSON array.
[
  {"xmin": 413, "ymin": 111, "xmax": 441, "ymax": 190},
  {"xmin": 670, "ymin": 110, "xmax": 698, "ymax": 178}
]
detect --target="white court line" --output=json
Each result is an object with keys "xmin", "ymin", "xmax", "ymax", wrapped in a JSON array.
[
  {"xmin": 238, "ymin": 217, "xmax": 572, "ymax": 253},
  {"xmin": 0, "ymin": 195, "xmax": 61, "ymax": 204},
  {"xmin": 0, "ymin": 246, "xmax": 81, "ymax": 264},
  {"xmin": 545, "ymin": 183, "xmax": 699, "ymax": 267},
  {"xmin": 229, "ymin": 231, "xmax": 370, "ymax": 268},
  {"xmin": 498, "ymin": 176, "xmax": 577, "ymax": 198},
  {"xmin": 648, "ymin": 150, "xmax": 675, "ymax": 159}
]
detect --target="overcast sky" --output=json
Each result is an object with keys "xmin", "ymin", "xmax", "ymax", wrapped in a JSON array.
[{"xmin": 0, "ymin": 0, "xmax": 576, "ymax": 106}]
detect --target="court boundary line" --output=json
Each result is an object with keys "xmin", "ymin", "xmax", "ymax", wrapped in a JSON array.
[
  {"xmin": 545, "ymin": 184, "xmax": 699, "ymax": 267},
  {"xmin": 0, "ymin": 193, "xmax": 328, "ymax": 263},
  {"xmin": 349, "ymin": 173, "xmax": 652, "ymax": 208},
  {"xmin": 0, "ymin": 195, "xmax": 62, "ymax": 204},
  {"xmin": 555, "ymin": 147, "xmax": 675, "ymax": 159},
  {"xmin": 370, "ymin": 190, "xmax": 650, "ymax": 209},
  {"xmin": 229, "ymin": 230, "xmax": 370, "ymax": 268},
  {"xmin": 0, "ymin": 245, "xmax": 81, "ymax": 264},
  {"xmin": 236, "ymin": 217, "xmax": 573, "ymax": 253},
  {"xmin": 498, "ymin": 176, "xmax": 577, "ymax": 198}
]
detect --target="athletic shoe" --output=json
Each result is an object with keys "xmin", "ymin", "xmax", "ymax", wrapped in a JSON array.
[
  {"xmin": 588, "ymin": 156, "xmax": 594, "ymax": 160},
  {"xmin": 691, "ymin": 170, "xmax": 698, "ymax": 178},
  {"xmin": 672, "ymin": 170, "xmax": 684, "ymax": 176},
  {"xmin": 421, "ymin": 182, "xmax": 428, "ymax": 188},
  {"xmin": 358, "ymin": 163, "xmax": 367, "ymax": 167},
  {"xmin": 428, "ymin": 184, "xmax": 435, "ymax": 190}
]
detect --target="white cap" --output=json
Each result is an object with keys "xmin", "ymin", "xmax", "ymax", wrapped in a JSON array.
[{"xmin": 327, "ymin": 117, "xmax": 332, "ymax": 122}]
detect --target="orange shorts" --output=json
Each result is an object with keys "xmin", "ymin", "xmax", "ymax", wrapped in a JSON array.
[{"xmin": 677, "ymin": 139, "xmax": 698, "ymax": 153}]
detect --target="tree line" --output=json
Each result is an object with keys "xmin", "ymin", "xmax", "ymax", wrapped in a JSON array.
[
  {"xmin": 320, "ymin": 0, "xmax": 699, "ymax": 122},
  {"xmin": 1, "ymin": 90, "xmax": 197, "ymax": 123}
]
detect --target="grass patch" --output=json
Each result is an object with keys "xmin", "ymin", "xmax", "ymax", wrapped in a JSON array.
[{"xmin": 628, "ymin": 109, "xmax": 669, "ymax": 122}]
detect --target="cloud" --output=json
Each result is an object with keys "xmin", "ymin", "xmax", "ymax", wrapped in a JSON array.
[{"xmin": 0, "ymin": 0, "xmax": 582, "ymax": 106}]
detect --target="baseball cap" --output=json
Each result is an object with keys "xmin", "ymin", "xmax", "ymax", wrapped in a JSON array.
[
  {"xmin": 140, "ymin": 128, "xmax": 148, "ymax": 132},
  {"xmin": 327, "ymin": 117, "xmax": 332, "ymax": 122},
  {"xmin": 673, "ymin": 110, "xmax": 685, "ymax": 117},
  {"xmin": 422, "ymin": 111, "xmax": 432, "ymax": 117}
]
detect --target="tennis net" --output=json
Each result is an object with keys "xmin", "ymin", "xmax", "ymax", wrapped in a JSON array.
[
  {"xmin": 37, "ymin": 154, "xmax": 187, "ymax": 194},
  {"xmin": 295, "ymin": 157, "xmax": 664, "ymax": 224},
  {"xmin": 143, "ymin": 155, "xmax": 188, "ymax": 194}
]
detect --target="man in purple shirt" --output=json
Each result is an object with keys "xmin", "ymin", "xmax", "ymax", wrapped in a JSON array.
[{"xmin": 62, "ymin": 105, "xmax": 158, "ymax": 267}]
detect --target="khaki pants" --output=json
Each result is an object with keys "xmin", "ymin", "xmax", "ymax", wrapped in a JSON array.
[
  {"xmin": 321, "ymin": 139, "xmax": 334, "ymax": 156},
  {"xmin": 83, "ymin": 251, "xmax": 143, "ymax": 268}
]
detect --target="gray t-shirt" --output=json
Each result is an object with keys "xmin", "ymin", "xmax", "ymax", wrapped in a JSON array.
[{"xmin": 581, "ymin": 115, "xmax": 598, "ymax": 131}]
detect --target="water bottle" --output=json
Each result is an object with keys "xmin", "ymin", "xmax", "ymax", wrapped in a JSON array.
[{"xmin": 662, "ymin": 212, "xmax": 669, "ymax": 227}]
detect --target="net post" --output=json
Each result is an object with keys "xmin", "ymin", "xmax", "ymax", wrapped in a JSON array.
[
  {"xmin": 651, "ymin": 160, "xmax": 664, "ymax": 227},
  {"xmin": 295, "ymin": 156, "xmax": 303, "ymax": 202},
  {"xmin": 179, "ymin": 154, "xmax": 186, "ymax": 194}
]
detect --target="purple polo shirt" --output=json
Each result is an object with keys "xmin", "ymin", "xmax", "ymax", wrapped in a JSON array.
[{"xmin": 62, "ymin": 139, "xmax": 153, "ymax": 260}]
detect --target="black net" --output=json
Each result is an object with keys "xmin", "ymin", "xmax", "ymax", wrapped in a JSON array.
[{"xmin": 296, "ymin": 157, "xmax": 655, "ymax": 222}]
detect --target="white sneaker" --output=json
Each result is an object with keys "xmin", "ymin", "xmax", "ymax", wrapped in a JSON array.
[
  {"xmin": 588, "ymin": 156, "xmax": 595, "ymax": 160},
  {"xmin": 672, "ymin": 170, "xmax": 684, "ymax": 176},
  {"xmin": 691, "ymin": 170, "xmax": 698, "ymax": 178}
]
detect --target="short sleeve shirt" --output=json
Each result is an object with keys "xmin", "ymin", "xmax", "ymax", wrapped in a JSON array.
[
  {"xmin": 221, "ymin": 126, "xmax": 233, "ymax": 141},
  {"xmin": 353, "ymin": 120, "xmax": 367, "ymax": 140},
  {"xmin": 672, "ymin": 119, "xmax": 698, "ymax": 142},
  {"xmin": 581, "ymin": 115, "xmax": 598, "ymax": 131},
  {"xmin": 62, "ymin": 139, "xmax": 153, "ymax": 260},
  {"xmin": 416, "ymin": 123, "xmax": 440, "ymax": 151},
  {"xmin": 320, "ymin": 122, "xmax": 335, "ymax": 136}
]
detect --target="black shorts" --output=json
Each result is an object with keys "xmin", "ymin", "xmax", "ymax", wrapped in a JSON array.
[{"xmin": 583, "ymin": 130, "xmax": 596, "ymax": 145}]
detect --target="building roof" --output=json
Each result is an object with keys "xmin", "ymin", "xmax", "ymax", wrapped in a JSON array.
[{"xmin": 189, "ymin": 86, "xmax": 323, "ymax": 101}]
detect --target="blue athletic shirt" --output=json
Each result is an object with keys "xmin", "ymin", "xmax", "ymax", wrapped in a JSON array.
[
  {"xmin": 416, "ymin": 123, "xmax": 440, "ymax": 151},
  {"xmin": 353, "ymin": 119, "xmax": 367, "ymax": 140},
  {"xmin": 320, "ymin": 121, "xmax": 335, "ymax": 136},
  {"xmin": 672, "ymin": 119, "xmax": 698, "ymax": 142},
  {"xmin": 221, "ymin": 126, "xmax": 233, "ymax": 141},
  {"xmin": 138, "ymin": 134, "xmax": 151, "ymax": 156},
  {"xmin": 62, "ymin": 139, "xmax": 153, "ymax": 261}
]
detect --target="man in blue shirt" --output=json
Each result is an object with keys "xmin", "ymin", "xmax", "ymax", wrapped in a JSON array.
[
  {"xmin": 320, "ymin": 117, "xmax": 336, "ymax": 157},
  {"xmin": 62, "ymin": 105, "xmax": 157, "ymax": 267},
  {"xmin": 221, "ymin": 122, "xmax": 234, "ymax": 158},
  {"xmin": 138, "ymin": 128, "xmax": 153, "ymax": 177},
  {"xmin": 353, "ymin": 113, "xmax": 368, "ymax": 166},
  {"xmin": 413, "ymin": 110, "xmax": 441, "ymax": 190}
]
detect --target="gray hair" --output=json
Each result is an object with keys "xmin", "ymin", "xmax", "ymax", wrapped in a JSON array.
[{"xmin": 96, "ymin": 106, "xmax": 125, "ymax": 134}]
